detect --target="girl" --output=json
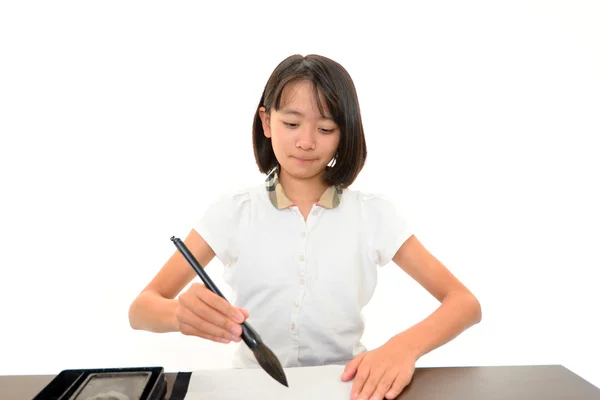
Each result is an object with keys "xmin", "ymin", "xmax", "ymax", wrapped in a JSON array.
[{"xmin": 128, "ymin": 54, "xmax": 482, "ymax": 400}]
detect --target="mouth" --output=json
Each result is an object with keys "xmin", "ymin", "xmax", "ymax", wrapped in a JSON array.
[{"xmin": 292, "ymin": 156, "xmax": 317, "ymax": 163}]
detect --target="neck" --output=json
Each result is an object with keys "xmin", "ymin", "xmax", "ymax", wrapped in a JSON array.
[{"xmin": 278, "ymin": 168, "xmax": 329, "ymax": 205}]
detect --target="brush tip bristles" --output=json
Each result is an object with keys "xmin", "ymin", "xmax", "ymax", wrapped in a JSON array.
[{"xmin": 252, "ymin": 342, "xmax": 289, "ymax": 387}]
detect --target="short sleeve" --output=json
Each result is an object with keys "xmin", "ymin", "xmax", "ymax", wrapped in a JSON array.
[
  {"xmin": 363, "ymin": 193, "xmax": 414, "ymax": 267},
  {"xmin": 193, "ymin": 190, "xmax": 249, "ymax": 267}
]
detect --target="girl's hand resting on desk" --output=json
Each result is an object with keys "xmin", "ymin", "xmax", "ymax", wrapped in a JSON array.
[
  {"xmin": 341, "ymin": 338, "xmax": 417, "ymax": 400},
  {"xmin": 175, "ymin": 282, "xmax": 249, "ymax": 344}
]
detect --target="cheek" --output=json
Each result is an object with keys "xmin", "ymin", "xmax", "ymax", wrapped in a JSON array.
[
  {"xmin": 269, "ymin": 131, "xmax": 287, "ymax": 154},
  {"xmin": 272, "ymin": 129, "xmax": 294, "ymax": 146},
  {"xmin": 326, "ymin": 135, "xmax": 341, "ymax": 155}
]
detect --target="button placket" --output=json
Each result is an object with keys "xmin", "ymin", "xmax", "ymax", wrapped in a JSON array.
[
  {"xmin": 298, "ymin": 215, "xmax": 307, "ymax": 280},
  {"xmin": 291, "ymin": 209, "xmax": 308, "ymax": 339}
]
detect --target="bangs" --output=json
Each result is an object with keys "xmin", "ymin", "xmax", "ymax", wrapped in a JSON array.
[{"xmin": 271, "ymin": 76, "xmax": 337, "ymax": 122}]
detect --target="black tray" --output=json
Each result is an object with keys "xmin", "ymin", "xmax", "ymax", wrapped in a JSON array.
[{"xmin": 33, "ymin": 366, "xmax": 166, "ymax": 400}]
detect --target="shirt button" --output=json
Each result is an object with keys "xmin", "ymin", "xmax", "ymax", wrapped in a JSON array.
[
  {"xmin": 299, "ymin": 255, "xmax": 305, "ymax": 261},
  {"xmin": 300, "ymin": 278, "xmax": 305, "ymax": 285},
  {"xmin": 312, "ymin": 210, "xmax": 319, "ymax": 215},
  {"xmin": 295, "ymin": 301, "xmax": 301, "ymax": 308},
  {"xmin": 291, "ymin": 323, "xmax": 296, "ymax": 331}
]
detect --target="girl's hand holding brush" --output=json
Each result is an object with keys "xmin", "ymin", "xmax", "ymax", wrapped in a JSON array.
[{"xmin": 175, "ymin": 282, "xmax": 250, "ymax": 344}]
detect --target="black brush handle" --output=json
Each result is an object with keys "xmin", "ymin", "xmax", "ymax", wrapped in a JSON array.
[{"xmin": 170, "ymin": 236, "xmax": 262, "ymax": 349}]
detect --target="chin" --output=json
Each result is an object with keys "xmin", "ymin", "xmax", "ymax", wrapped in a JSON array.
[{"xmin": 282, "ymin": 161, "xmax": 324, "ymax": 179}]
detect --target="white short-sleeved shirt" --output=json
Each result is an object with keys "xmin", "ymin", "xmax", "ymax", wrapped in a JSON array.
[{"xmin": 194, "ymin": 167, "xmax": 413, "ymax": 369}]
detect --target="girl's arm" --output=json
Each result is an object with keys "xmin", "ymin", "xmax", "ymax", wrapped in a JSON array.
[
  {"xmin": 128, "ymin": 229, "xmax": 216, "ymax": 333},
  {"xmin": 389, "ymin": 234, "xmax": 482, "ymax": 358},
  {"xmin": 343, "ymin": 235, "xmax": 482, "ymax": 399}
]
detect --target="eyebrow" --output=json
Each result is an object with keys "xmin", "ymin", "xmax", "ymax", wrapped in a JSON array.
[{"xmin": 280, "ymin": 108, "xmax": 334, "ymax": 121}]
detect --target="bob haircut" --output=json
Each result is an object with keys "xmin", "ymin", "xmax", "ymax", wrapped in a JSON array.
[{"xmin": 252, "ymin": 54, "xmax": 367, "ymax": 189}]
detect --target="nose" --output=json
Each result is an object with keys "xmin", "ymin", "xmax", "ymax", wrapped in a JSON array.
[{"xmin": 295, "ymin": 125, "xmax": 316, "ymax": 150}]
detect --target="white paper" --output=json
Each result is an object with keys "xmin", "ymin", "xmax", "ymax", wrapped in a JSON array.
[{"xmin": 186, "ymin": 365, "xmax": 352, "ymax": 400}]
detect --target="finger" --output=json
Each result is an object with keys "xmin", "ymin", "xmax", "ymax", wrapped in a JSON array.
[
  {"xmin": 341, "ymin": 353, "xmax": 365, "ymax": 381},
  {"xmin": 197, "ymin": 285, "xmax": 245, "ymax": 323},
  {"xmin": 180, "ymin": 291, "xmax": 242, "ymax": 338},
  {"xmin": 238, "ymin": 307, "xmax": 250, "ymax": 319},
  {"xmin": 385, "ymin": 376, "xmax": 410, "ymax": 399},
  {"xmin": 178, "ymin": 321, "xmax": 230, "ymax": 344},
  {"xmin": 351, "ymin": 364, "xmax": 371, "ymax": 399},
  {"xmin": 196, "ymin": 298, "xmax": 243, "ymax": 337},
  {"xmin": 369, "ymin": 371, "xmax": 395, "ymax": 400},
  {"xmin": 356, "ymin": 368, "xmax": 384, "ymax": 400},
  {"xmin": 177, "ymin": 307, "xmax": 239, "ymax": 342}
]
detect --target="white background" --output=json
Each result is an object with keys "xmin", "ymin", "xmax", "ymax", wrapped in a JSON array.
[{"xmin": 1, "ymin": 0, "xmax": 599, "ymax": 390}]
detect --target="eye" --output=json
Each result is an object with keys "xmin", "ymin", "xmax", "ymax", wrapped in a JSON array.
[
  {"xmin": 283, "ymin": 122, "xmax": 299, "ymax": 128},
  {"xmin": 320, "ymin": 128, "xmax": 335, "ymax": 133}
]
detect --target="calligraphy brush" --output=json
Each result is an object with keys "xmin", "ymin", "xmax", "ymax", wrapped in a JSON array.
[{"xmin": 170, "ymin": 236, "xmax": 288, "ymax": 387}]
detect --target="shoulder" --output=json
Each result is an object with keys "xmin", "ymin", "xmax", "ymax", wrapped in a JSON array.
[
  {"xmin": 341, "ymin": 188, "xmax": 399, "ymax": 210},
  {"xmin": 342, "ymin": 188, "xmax": 411, "ymax": 226},
  {"xmin": 205, "ymin": 183, "xmax": 266, "ymax": 213}
]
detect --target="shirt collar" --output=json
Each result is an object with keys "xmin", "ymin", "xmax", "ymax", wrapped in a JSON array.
[{"xmin": 265, "ymin": 165, "xmax": 343, "ymax": 209}]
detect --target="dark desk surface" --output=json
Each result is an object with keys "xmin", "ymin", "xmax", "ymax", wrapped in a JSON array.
[{"xmin": 1, "ymin": 365, "xmax": 599, "ymax": 399}]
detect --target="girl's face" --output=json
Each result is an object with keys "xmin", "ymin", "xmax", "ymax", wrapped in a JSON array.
[{"xmin": 259, "ymin": 80, "xmax": 340, "ymax": 183}]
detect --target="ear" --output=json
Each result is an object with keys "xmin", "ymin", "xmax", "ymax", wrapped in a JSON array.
[{"xmin": 258, "ymin": 107, "xmax": 271, "ymax": 138}]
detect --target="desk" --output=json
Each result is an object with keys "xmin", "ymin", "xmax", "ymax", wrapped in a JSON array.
[{"xmin": 1, "ymin": 365, "xmax": 599, "ymax": 399}]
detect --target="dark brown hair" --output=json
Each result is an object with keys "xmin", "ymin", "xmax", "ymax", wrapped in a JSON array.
[{"xmin": 252, "ymin": 54, "xmax": 367, "ymax": 188}]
